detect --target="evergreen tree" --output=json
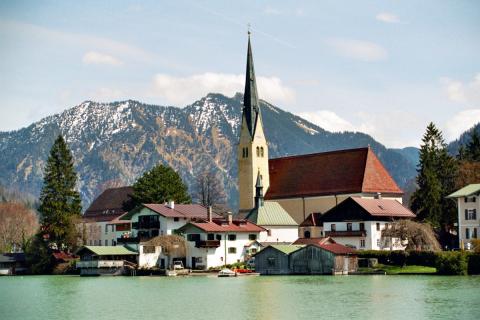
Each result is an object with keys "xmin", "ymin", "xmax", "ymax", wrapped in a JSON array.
[
  {"xmin": 411, "ymin": 123, "xmax": 457, "ymax": 228},
  {"xmin": 132, "ymin": 164, "xmax": 191, "ymax": 204},
  {"xmin": 37, "ymin": 135, "xmax": 82, "ymax": 251},
  {"xmin": 466, "ymin": 130, "xmax": 480, "ymax": 161}
]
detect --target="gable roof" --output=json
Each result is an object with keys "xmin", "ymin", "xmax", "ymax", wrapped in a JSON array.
[
  {"xmin": 76, "ymin": 246, "xmax": 138, "ymax": 256},
  {"xmin": 268, "ymin": 244, "xmax": 305, "ymax": 255},
  {"xmin": 447, "ymin": 184, "xmax": 480, "ymax": 198},
  {"xmin": 265, "ymin": 147, "xmax": 403, "ymax": 200},
  {"xmin": 316, "ymin": 243, "xmax": 356, "ymax": 255},
  {"xmin": 292, "ymin": 237, "xmax": 336, "ymax": 246},
  {"xmin": 321, "ymin": 197, "xmax": 415, "ymax": 222},
  {"xmin": 83, "ymin": 186, "xmax": 134, "ymax": 222},
  {"xmin": 178, "ymin": 219, "xmax": 266, "ymax": 233},
  {"xmin": 121, "ymin": 203, "xmax": 222, "ymax": 220},
  {"xmin": 299, "ymin": 212, "xmax": 323, "ymax": 227},
  {"xmin": 245, "ymin": 201, "xmax": 298, "ymax": 226}
]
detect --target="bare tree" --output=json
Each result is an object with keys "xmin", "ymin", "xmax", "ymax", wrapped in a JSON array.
[
  {"xmin": 0, "ymin": 202, "xmax": 39, "ymax": 252},
  {"xmin": 194, "ymin": 171, "xmax": 226, "ymax": 206},
  {"xmin": 382, "ymin": 220, "xmax": 441, "ymax": 251}
]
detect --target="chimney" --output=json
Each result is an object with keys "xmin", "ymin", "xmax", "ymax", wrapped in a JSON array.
[
  {"xmin": 207, "ymin": 206, "xmax": 213, "ymax": 222},
  {"xmin": 167, "ymin": 200, "xmax": 175, "ymax": 209},
  {"xmin": 227, "ymin": 211, "xmax": 233, "ymax": 225},
  {"xmin": 375, "ymin": 192, "xmax": 382, "ymax": 200}
]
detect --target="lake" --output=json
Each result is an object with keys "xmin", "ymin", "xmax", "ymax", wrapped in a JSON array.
[{"xmin": 1, "ymin": 275, "xmax": 479, "ymax": 320}]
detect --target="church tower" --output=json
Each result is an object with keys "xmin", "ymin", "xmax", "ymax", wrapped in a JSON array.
[{"xmin": 238, "ymin": 32, "xmax": 270, "ymax": 212}]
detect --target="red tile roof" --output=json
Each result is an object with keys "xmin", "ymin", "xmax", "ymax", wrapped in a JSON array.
[
  {"xmin": 142, "ymin": 204, "xmax": 223, "ymax": 219},
  {"xmin": 183, "ymin": 219, "xmax": 266, "ymax": 233},
  {"xmin": 299, "ymin": 213, "xmax": 323, "ymax": 227},
  {"xmin": 83, "ymin": 186, "xmax": 134, "ymax": 222},
  {"xmin": 318, "ymin": 243, "xmax": 356, "ymax": 255},
  {"xmin": 293, "ymin": 237, "xmax": 336, "ymax": 246},
  {"xmin": 351, "ymin": 197, "xmax": 415, "ymax": 218},
  {"xmin": 265, "ymin": 147, "xmax": 403, "ymax": 200}
]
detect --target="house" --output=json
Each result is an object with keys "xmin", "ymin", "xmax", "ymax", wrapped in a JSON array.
[
  {"xmin": 137, "ymin": 235, "xmax": 186, "ymax": 269},
  {"xmin": 119, "ymin": 202, "xmax": 223, "ymax": 244},
  {"xmin": 236, "ymin": 34, "xmax": 403, "ymax": 226},
  {"xmin": 299, "ymin": 212, "xmax": 324, "ymax": 239},
  {"xmin": 319, "ymin": 196, "xmax": 415, "ymax": 250},
  {"xmin": 289, "ymin": 244, "xmax": 357, "ymax": 275},
  {"xmin": 447, "ymin": 184, "xmax": 480, "ymax": 249},
  {"xmin": 254, "ymin": 245, "xmax": 305, "ymax": 275},
  {"xmin": 81, "ymin": 186, "xmax": 134, "ymax": 246},
  {"xmin": 75, "ymin": 245, "xmax": 138, "ymax": 276},
  {"xmin": 242, "ymin": 173, "xmax": 299, "ymax": 243},
  {"xmin": 0, "ymin": 253, "xmax": 26, "ymax": 275},
  {"xmin": 177, "ymin": 213, "xmax": 266, "ymax": 269}
]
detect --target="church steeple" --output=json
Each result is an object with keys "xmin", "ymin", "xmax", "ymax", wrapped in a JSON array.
[
  {"xmin": 254, "ymin": 171, "xmax": 264, "ymax": 209},
  {"xmin": 243, "ymin": 32, "xmax": 260, "ymax": 138}
]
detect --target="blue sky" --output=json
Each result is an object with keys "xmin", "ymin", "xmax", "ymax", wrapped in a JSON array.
[{"xmin": 1, "ymin": 0, "xmax": 479, "ymax": 147}]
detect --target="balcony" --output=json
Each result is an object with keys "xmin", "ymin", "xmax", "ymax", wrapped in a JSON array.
[
  {"xmin": 132, "ymin": 221, "xmax": 160, "ymax": 229},
  {"xmin": 76, "ymin": 260, "xmax": 125, "ymax": 269},
  {"xmin": 195, "ymin": 240, "xmax": 221, "ymax": 248},
  {"xmin": 325, "ymin": 230, "xmax": 366, "ymax": 237}
]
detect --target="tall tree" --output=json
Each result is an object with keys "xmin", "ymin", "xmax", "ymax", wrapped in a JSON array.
[
  {"xmin": 37, "ymin": 135, "xmax": 82, "ymax": 250},
  {"xmin": 132, "ymin": 164, "xmax": 191, "ymax": 204},
  {"xmin": 466, "ymin": 130, "xmax": 480, "ymax": 161},
  {"xmin": 411, "ymin": 123, "xmax": 457, "ymax": 228},
  {"xmin": 0, "ymin": 202, "xmax": 39, "ymax": 252},
  {"xmin": 194, "ymin": 171, "xmax": 226, "ymax": 206}
]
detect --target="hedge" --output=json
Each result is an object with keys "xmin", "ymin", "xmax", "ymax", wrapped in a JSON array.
[
  {"xmin": 468, "ymin": 254, "xmax": 480, "ymax": 275},
  {"xmin": 435, "ymin": 252, "xmax": 467, "ymax": 275}
]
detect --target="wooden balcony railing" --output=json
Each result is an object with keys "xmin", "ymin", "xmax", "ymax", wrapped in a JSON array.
[{"xmin": 195, "ymin": 240, "xmax": 221, "ymax": 248}]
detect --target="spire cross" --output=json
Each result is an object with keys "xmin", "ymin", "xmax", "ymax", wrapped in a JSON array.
[{"xmin": 247, "ymin": 23, "xmax": 251, "ymax": 35}]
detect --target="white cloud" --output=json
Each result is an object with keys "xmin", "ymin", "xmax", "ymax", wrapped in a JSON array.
[
  {"xmin": 298, "ymin": 110, "xmax": 358, "ymax": 133},
  {"xmin": 445, "ymin": 109, "xmax": 480, "ymax": 140},
  {"xmin": 376, "ymin": 12, "xmax": 401, "ymax": 24},
  {"xmin": 82, "ymin": 51, "xmax": 123, "ymax": 66},
  {"xmin": 326, "ymin": 38, "xmax": 387, "ymax": 62},
  {"xmin": 441, "ymin": 73, "xmax": 480, "ymax": 104},
  {"xmin": 150, "ymin": 72, "xmax": 295, "ymax": 106}
]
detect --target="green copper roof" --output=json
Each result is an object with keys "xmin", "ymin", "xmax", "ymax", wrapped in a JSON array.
[
  {"xmin": 246, "ymin": 201, "xmax": 298, "ymax": 226},
  {"xmin": 269, "ymin": 244, "xmax": 304, "ymax": 255},
  {"xmin": 81, "ymin": 246, "xmax": 138, "ymax": 256},
  {"xmin": 447, "ymin": 184, "xmax": 480, "ymax": 198}
]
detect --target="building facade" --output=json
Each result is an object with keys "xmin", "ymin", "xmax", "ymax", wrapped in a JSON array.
[{"xmin": 447, "ymin": 184, "xmax": 480, "ymax": 249}]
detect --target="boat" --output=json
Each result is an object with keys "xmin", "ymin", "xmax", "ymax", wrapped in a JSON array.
[{"xmin": 218, "ymin": 268, "xmax": 237, "ymax": 277}]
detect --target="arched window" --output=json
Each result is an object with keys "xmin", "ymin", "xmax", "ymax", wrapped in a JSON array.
[
  {"xmin": 304, "ymin": 230, "xmax": 311, "ymax": 238},
  {"xmin": 256, "ymin": 146, "xmax": 260, "ymax": 157},
  {"xmin": 260, "ymin": 147, "xmax": 264, "ymax": 157}
]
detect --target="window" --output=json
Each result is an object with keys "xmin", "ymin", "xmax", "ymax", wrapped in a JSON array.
[
  {"xmin": 347, "ymin": 223, "xmax": 352, "ymax": 231},
  {"xmin": 195, "ymin": 257, "xmax": 203, "ymax": 263},
  {"xmin": 105, "ymin": 240, "xmax": 108, "ymax": 246},
  {"xmin": 376, "ymin": 239, "xmax": 381, "ymax": 247},
  {"xmin": 105, "ymin": 225, "xmax": 108, "ymax": 234},
  {"xmin": 360, "ymin": 239, "xmax": 366, "ymax": 248},
  {"xmin": 187, "ymin": 234, "xmax": 201, "ymax": 242},
  {"xmin": 385, "ymin": 223, "xmax": 389, "ymax": 230},
  {"xmin": 216, "ymin": 234, "xmax": 222, "ymax": 241},
  {"xmin": 256, "ymin": 146, "xmax": 260, "ymax": 157},
  {"xmin": 242, "ymin": 147, "xmax": 249, "ymax": 158},
  {"xmin": 376, "ymin": 223, "xmax": 380, "ymax": 231},
  {"xmin": 143, "ymin": 246, "xmax": 155, "ymax": 254},
  {"xmin": 466, "ymin": 228, "xmax": 471, "ymax": 240},
  {"xmin": 466, "ymin": 197, "xmax": 477, "ymax": 203},
  {"xmin": 207, "ymin": 233, "xmax": 215, "ymax": 241},
  {"xmin": 260, "ymin": 147, "xmax": 264, "ymax": 157},
  {"xmin": 304, "ymin": 230, "xmax": 311, "ymax": 239},
  {"xmin": 331, "ymin": 224, "xmax": 336, "ymax": 232},
  {"xmin": 267, "ymin": 229, "xmax": 271, "ymax": 236},
  {"xmin": 248, "ymin": 234, "xmax": 257, "ymax": 241},
  {"xmin": 250, "ymin": 248, "xmax": 257, "ymax": 254},
  {"xmin": 174, "ymin": 217, "xmax": 179, "ymax": 222},
  {"xmin": 228, "ymin": 247, "xmax": 237, "ymax": 254},
  {"xmin": 89, "ymin": 240, "xmax": 93, "ymax": 246},
  {"xmin": 359, "ymin": 223, "xmax": 365, "ymax": 231},
  {"xmin": 474, "ymin": 228, "xmax": 478, "ymax": 239},
  {"xmin": 112, "ymin": 240, "xmax": 116, "ymax": 246},
  {"xmin": 228, "ymin": 234, "xmax": 236, "ymax": 241},
  {"xmin": 465, "ymin": 209, "xmax": 477, "ymax": 220},
  {"xmin": 267, "ymin": 257, "xmax": 276, "ymax": 267}
]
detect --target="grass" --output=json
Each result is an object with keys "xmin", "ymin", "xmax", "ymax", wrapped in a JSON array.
[{"xmin": 358, "ymin": 264, "xmax": 437, "ymax": 275}]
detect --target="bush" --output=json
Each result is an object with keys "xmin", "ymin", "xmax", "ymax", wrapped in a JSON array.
[
  {"xmin": 407, "ymin": 251, "xmax": 437, "ymax": 267},
  {"xmin": 467, "ymin": 254, "xmax": 480, "ymax": 275},
  {"xmin": 435, "ymin": 252, "xmax": 468, "ymax": 275},
  {"xmin": 357, "ymin": 250, "xmax": 407, "ymax": 265}
]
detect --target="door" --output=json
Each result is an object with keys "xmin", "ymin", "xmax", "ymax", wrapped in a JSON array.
[
  {"xmin": 191, "ymin": 257, "xmax": 196, "ymax": 269},
  {"xmin": 343, "ymin": 257, "xmax": 349, "ymax": 273}
]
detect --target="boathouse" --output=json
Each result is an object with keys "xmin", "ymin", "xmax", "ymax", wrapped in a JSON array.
[
  {"xmin": 290, "ymin": 244, "xmax": 357, "ymax": 275},
  {"xmin": 76, "ymin": 246, "xmax": 138, "ymax": 276},
  {"xmin": 254, "ymin": 245, "xmax": 304, "ymax": 275}
]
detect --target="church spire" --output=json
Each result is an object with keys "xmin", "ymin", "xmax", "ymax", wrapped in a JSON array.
[
  {"xmin": 243, "ymin": 32, "xmax": 260, "ymax": 138},
  {"xmin": 254, "ymin": 171, "xmax": 264, "ymax": 209}
]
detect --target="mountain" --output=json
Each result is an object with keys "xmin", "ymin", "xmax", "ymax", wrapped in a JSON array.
[
  {"xmin": 0, "ymin": 93, "xmax": 417, "ymax": 210},
  {"xmin": 448, "ymin": 123, "xmax": 480, "ymax": 156}
]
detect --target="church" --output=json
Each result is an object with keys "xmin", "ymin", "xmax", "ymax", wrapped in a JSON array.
[{"xmin": 237, "ymin": 33, "xmax": 404, "ymax": 238}]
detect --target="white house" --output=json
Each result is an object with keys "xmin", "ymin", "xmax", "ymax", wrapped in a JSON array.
[
  {"xmin": 242, "ymin": 174, "xmax": 299, "ymax": 243},
  {"xmin": 319, "ymin": 197, "xmax": 416, "ymax": 250},
  {"xmin": 177, "ymin": 213, "xmax": 266, "ymax": 269},
  {"xmin": 118, "ymin": 202, "xmax": 223, "ymax": 242},
  {"xmin": 447, "ymin": 184, "xmax": 480, "ymax": 249}
]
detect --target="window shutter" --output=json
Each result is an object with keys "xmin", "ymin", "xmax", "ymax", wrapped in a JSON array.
[{"xmin": 465, "ymin": 209, "xmax": 468, "ymax": 220}]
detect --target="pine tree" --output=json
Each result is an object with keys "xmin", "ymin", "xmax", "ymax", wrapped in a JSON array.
[
  {"xmin": 132, "ymin": 164, "xmax": 191, "ymax": 204},
  {"xmin": 411, "ymin": 123, "xmax": 457, "ymax": 228},
  {"xmin": 466, "ymin": 130, "xmax": 480, "ymax": 161},
  {"xmin": 37, "ymin": 135, "xmax": 82, "ymax": 251}
]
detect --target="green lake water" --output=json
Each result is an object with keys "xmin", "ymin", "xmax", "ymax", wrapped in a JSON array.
[{"xmin": 1, "ymin": 275, "xmax": 479, "ymax": 320}]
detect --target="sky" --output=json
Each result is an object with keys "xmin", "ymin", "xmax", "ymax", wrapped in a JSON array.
[{"xmin": 0, "ymin": 0, "xmax": 479, "ymax": 148}]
